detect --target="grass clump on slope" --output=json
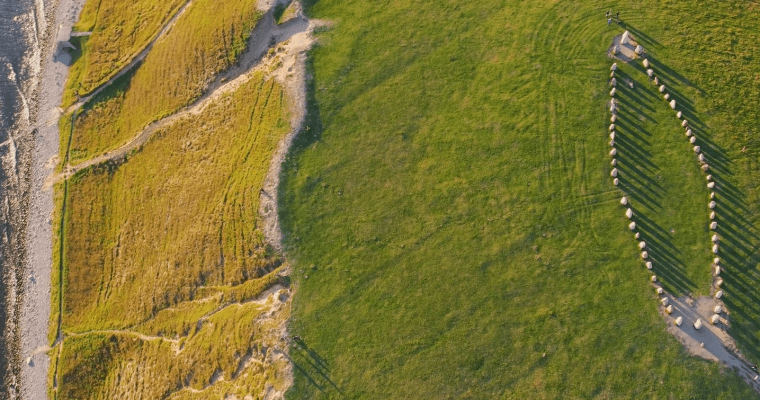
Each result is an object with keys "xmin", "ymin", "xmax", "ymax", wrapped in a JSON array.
[
  {"xmin": 280, "ymin": 0, "xmax": 760, "ymax": 398},
  {"xmin": 64, "ymin": 0, "xmax": 187, "ymax": 106},
  {"xmin": 67, "ymin": 0, "xmax": 262, "ymax": 164},
  {"xmin": 54, "ymin": 73, "xmax": 292, "ymax": 398}
]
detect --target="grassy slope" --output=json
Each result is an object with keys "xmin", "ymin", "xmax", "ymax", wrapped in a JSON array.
[
  {"xmin": 64, "ymin": 0, "xmax": 186, "ymax": 106},
  {"xmin": 68, "ymin": 0, "xmax": 261, "ymax": 164},
  {"xmin": 281, "ymin": 0, "xmax": 760, "ymax": 398},
  {"xmin": 56, "ymin": 73, "xmax": 291, "ymax": 399}
]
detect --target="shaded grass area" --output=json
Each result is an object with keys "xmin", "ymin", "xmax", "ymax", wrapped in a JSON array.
[
  {"xmin": 53, "ymin": 74, "xmax": 292, "ymax": 398},
  {"xmin": 64, "ymin": 0, "xmax": 187, "ymax": 106},
  {"xmin": 67, "ymin": 0, "xmax": 262, "ymax": 164},
  {"xmin": 281, "ymin": 0, "xmax": 760, "ymax": 398}
]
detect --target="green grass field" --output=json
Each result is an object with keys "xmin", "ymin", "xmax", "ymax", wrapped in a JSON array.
[
  {"xmin": 53, "ymin": 72, "xmax": 292, "ymax": 398},
  {"xmin": 280, "ymin": 0, "xmax": 760, "ymax": 398},
  {"xmin": 64, "ymin": 0, "xmax": 187, "ymax": 106},
  {"xmin": 67, "ymin": 0, "xmax": 262, "ymax": 165}
]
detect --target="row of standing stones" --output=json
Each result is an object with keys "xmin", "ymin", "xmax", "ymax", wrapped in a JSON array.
[{"xmin": 608, "ymin": 57, "xmax": 724, "ymax": 331}]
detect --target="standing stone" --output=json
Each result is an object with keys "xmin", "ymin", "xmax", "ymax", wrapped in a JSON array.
[
  {"xmin": 712, "ymin": 234, "xmax": 719, "ymax": 243},
  {"xmin": 716, "ymin": 278, "xmax": 723, "ymax": 287},
  {"xmin": 714, "ymin": 305, "xmax": 723, "ymax": 314},
  {"xmin": 694, "ymin": 318, "xmax": 703, "ymax": 330},
  {"xmin": 609, "ymin": 124, "xmax": 616, "ymax": 131},
  {"xmin": 709, "ymin": 201, "xmax": 716, "ymax": 209},
  {"xmin": 643, "ymin": 59, "xmax": 650, "ymax": 68},
  {"xmin": 714, "ymin": 257, "xmax": 720, "ymax": 265},
  {"xmin": 712, "ymin": 244, "xmax": 719, "ymax": 254},
  {"xmin": 670, "ymin": 99, "xmax": 677, "ymax": 109},
  {"xmin": 611, "ymin": 78, "xmax": 617, "ymax": 87},
  {"xmin": 661, "ymin": 297, "xmax": 669, "ymax": 306},
  {"xmin": 611, "ymin": 63, "xmax": 618, "ymax": 71},
  {"xmin": 611, "ymin": 159, "xmax": 617, "ymax": 166},
  {"xmin": 694, "ymin": 146, "xmax": 701, "ymax": 153},
  {"xmin": 682, "ymin": 120, "xmax": 689, "ymax": 127},
  {"xmin": 710, "ymin": 192, "xmax": 715, "ymax": 199},
  {"xmin": 611, "ymin": 114, "xmax": 617, "ymax": 123},
  {"xmin": 699, "ymin": 154, "xmax": 706, "ymax": 162},
  {"xmin": 653, "ymin": 77, "xmax": 659, "ymax": 85},
  {"xmin": 710, "ymin": 221, "xmax": 718, "ymax": 230},
  {"xmin": 702, "ymin": 164, "xmax": 710, "ymax": 172},
  {"xmin": 666, "ymin": 304, "xmax": 673, "ymax": 314},
  {"xmin": 626, "ymin": 208, "xmax": 633, "ymax": 218},
  {"xmin": 675, "ymin": 316, "xmax": 683, "ymax": 326},
  {"xmin": 676, "ymin": 111, "xmax": 682, "ymax": 119},
  {"xmin": 635, "ymin": 44, "xmax": 643, "ymax": 55},
  {"xmin": 646, "ymin": 261, "xmax": 653, "ymax": 270},
  {"xmin": 613, "ymin": 178, "xmax": 619, "ymax": 186},
  {"xmin": 659, "ymin": 85, "xmax": 666, "ymax": 93},
  {"xmin": 690, "ymin": 136, "xmax": 696, "ymax": 144},
  {"xmin": 610, "ymin": 139, "xmax": 615, "ymax": 147},
  {"xmin": 650, "ymin": 274, "xmax": 656, "ymax": 281},
  {"xmin": 715, "ymin": 290, "xmax": 723, "ymax": 299},
  {"xmin": 706, "ymin": 174, "xmax": 712, "ymax": 181},
  {"xmin": 638, "ymin": 241, "xmax": 646, "ymax": 249},
  {"xmin": 610, "ymin": 88, "xmax": 617, "ymax": 96},
  {"xmin": 664, "ymin": 93, "xmax": 670, "ymax": 100},
  {"xmin": 611, "ymin": 168, "xmax": 618, "ymax": 177},
  {"xmin": 686, "ymin": 129, "xmax": 693, "ymax": 137},
  {"xmin": 707, "ymin": 182, "xmax": 715, "ymax": 189},
  {"xmin": 710, "ymin": 211, "xmax": 716, "ymax": 219},
  {"xmin": 711, "ymin": 314, "xmax": 720, "ymax": 325},
  {"xmin": 647, "ymin": 69, "xmax": 654, "ymax": 78},
  {"xmin": 629, "ymin": 221, "xmax": 636, "ymax": 230},
  {"xmin": 620, "ymin": 196, "xmax": 628, "ymax": 205},
  {"xmin": 715, "ymin": 265, "xmax": 721, "ymax": 275},
  {"xmin": 610, "ymin": 148, "xmax": 617, "ymax": 156}
]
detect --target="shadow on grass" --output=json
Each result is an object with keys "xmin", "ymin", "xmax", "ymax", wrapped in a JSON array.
[
  {"xmin": 289, "ymin": 339, "xmax": 345, "ymax": 396},
  {"xmin": 621, "ymin": 39, "xmax": 760, "ymax": 364}
]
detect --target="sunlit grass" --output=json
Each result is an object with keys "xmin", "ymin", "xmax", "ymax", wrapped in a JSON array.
[
  {"xmin": 67, "ymin": 0, "xmax": 262, "ymax": 164},
  {"xmin": 280, "ymin": 0, "xmax": 760, "ymax": 398}
]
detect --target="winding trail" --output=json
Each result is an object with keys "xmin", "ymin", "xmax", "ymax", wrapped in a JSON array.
[
  {"xmin": 63, "ymin": 0, "xmax": 195, "ymax": 115},
  {"xmin": 49, "ymin": 11, "xmax": 322, "ymax": 186}
]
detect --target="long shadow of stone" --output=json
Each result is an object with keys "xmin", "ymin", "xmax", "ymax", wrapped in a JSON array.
[{"xmin": 641, "ymin": 54, "xmax": 760, "ymax": 364}]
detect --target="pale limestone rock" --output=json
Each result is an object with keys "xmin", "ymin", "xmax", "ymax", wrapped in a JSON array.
[
  {"xmin": 710, "ymin": 221, "xmax": 718, "ymax": 230},
  {"xmin": 694, "ymin": 318, "xmax": 703, "ymax": 330},
  {"xmin": 675, "ymin": 316, "xmax": 683, "ymax": 326},
  {"xmin": 629, "ymin": 221, "xmax": 636, "ymax": 230},
  {"xmin": 670, "ymin": 99, "xmax": 677, "ymax": 109},
  {"xmin": 620, "ymin": 196, "xmax": 628, "ymax": 205},
  {"xmin": 715, "ymin": 290, "xmax": 723, "ymax": 299},
  {"xmin": 611, "ymin": 168, "xmax": 618, "ymax": 177}
]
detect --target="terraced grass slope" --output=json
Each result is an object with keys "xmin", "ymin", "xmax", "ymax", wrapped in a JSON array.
[
  {"xmin": 64, "ymin": 0, "xmax": 187, "ymax": 106},
  {"xmin": 67, "ymin": 0, "xmax": 262, "ymax": 164},
  {"xmin": 53, "ymin": 73, "xmax": 292, "ymax": 399},
  {"xmin": 281, "ymin": 0, "xmax": 760, "ymax": 398}
]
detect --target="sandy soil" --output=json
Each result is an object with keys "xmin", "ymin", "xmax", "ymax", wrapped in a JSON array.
[
  {"xmin": 20, "ymin": 0, "xmax": 85, "ymax": 398},
  {"xmin": 608, "ymin": 32, "xmax": 640, "ymax": 62},
  {"xmin": 661, "ymin": 294, "xmax": 760, "ymax": 391}
]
